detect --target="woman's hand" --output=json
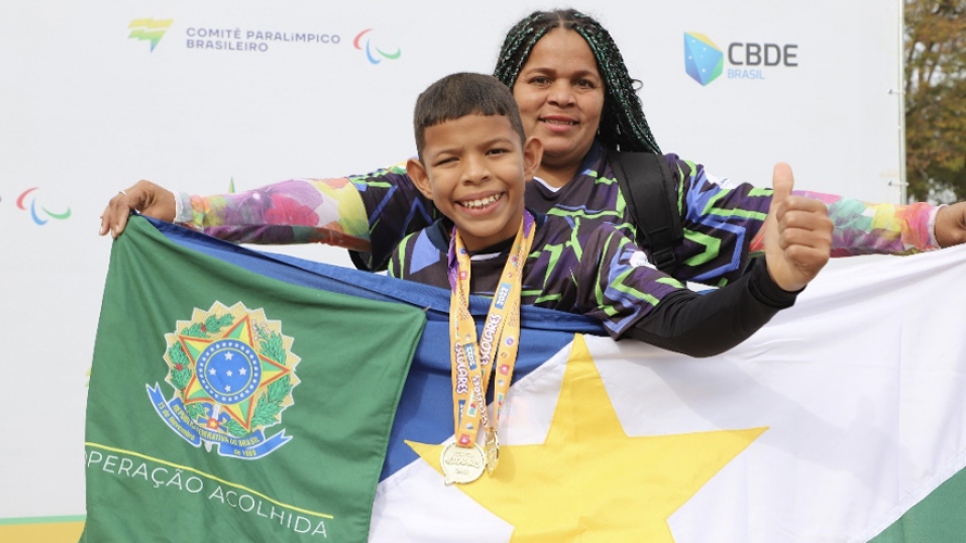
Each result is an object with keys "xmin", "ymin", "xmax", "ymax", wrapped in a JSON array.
[
  {"xmin": 935, "ymin": 202, "xmax": 966, "ymax": 248},
  {"xmin": 99, "ymin": 180, "xmax": 177, "ymax": 238}
]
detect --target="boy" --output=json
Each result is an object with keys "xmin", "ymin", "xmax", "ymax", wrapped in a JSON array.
[
  {"xmin": 391, "ymin": 72, "xmax": 832, "ymax": 356},
  {"xmin": 389, "ymin": 73, "xmax": 831, "ymax": 482}
]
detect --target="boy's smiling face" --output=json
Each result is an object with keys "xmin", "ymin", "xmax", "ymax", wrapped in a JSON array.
[{"xmin": 408, "ymin": 113, "xmax": 542, "ymax": 252}]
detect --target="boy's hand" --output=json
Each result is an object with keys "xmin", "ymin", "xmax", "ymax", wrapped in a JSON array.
[
  {"xmin": 99, "ymin": 180, "xmax": 176, "ymax": 238},
  {"xmin": 763, "ymin": 163, "xmax": 833, "ymax": 292}
]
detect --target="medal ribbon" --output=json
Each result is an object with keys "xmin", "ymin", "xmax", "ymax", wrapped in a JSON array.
[{"xmin": 447, "ymin": 210, "xmax": 535, "ymax": 450}]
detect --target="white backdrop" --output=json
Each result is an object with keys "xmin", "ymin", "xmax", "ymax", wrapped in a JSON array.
[{"xmin": 0, "ymin": 0, "xmax": 903, "ymax": 526}]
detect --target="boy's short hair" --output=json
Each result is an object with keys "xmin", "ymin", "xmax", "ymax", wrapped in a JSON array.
[{"xmin": 413, "ymin": 72, "xmax": 527, "ymax": 160}]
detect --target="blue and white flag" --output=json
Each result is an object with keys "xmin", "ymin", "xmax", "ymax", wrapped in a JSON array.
[{"xmin": 97, "ymin": 218, "xmax": 966, "ymax": 542}]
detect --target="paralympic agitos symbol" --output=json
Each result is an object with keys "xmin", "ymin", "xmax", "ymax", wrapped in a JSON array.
[{"xmin": 353, "ymin": 28, "xmax": 401, "ymax": 65}]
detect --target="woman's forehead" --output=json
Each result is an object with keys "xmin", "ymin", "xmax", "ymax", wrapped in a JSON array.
[{"xmin": 524, "ymin": 28, "xmax": 599, "ymax": 73}]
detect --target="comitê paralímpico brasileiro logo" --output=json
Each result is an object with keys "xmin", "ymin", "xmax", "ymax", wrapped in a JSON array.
[{"xmin": 147, "ymin": 302, "xmax": 300, "ymax": 459}]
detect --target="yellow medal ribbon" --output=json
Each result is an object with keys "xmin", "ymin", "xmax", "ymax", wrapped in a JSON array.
[{"xmin": 446, "ymin": 211, "xmax": 535, "ymax": 479}]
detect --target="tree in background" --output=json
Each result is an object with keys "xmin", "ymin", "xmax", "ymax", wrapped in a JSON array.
[{"xmin": 905, "ymin": 0, "xmax": 966, "ymax": 202}]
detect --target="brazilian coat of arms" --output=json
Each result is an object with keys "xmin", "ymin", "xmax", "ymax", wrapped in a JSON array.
[{"xmin": 146, "ymin": 302, "xmax": 300, "ymax": 459}]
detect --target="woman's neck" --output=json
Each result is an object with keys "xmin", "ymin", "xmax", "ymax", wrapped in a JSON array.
[
  {"xmin": 536, "ymin": 163, "xmax": 579, "ymax": 188},
  {"xmin": 537, "ymin": 143, "xmax": 599, "ymax": 188}
]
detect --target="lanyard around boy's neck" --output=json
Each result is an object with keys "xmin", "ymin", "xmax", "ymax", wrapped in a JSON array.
[{"xmin": 441, "ymin": 210, "xmax": 535, "ymax": 485}]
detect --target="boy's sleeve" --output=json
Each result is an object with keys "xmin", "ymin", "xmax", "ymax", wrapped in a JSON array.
[
  {"xmin": 578, "ymin": 226, "xmax": 798, "ymax": 357},
  {"xmin": 619, "ymin": 259, "xmax": 797, "ymax": 357}
]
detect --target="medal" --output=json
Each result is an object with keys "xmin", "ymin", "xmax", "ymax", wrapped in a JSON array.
[
  {"xmin": 440, "ymin": 442, "xmax": 486, "ymax": 485},
  {"xmin": 484, "ymin": 428, "xmax": 500, "ymax": 474},
  {"xmin": 445, "ymin": 211, "xmax": 534, "ymax": 483}
]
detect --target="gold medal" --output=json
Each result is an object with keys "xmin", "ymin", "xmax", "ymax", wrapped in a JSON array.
[
  {"xmin": 440, "ymin": 442, "xmax": 486, "ymax": 485},
  {"xmin": 445, "ymin": 212, "xmax": 534, "ymax": 485},
  {"xmin": 484, "ymin": 429, "xmax": 500, "ymax": 474}
]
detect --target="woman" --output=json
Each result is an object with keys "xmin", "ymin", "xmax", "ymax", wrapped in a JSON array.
[{"xmin": 100, "ymin": 9, "xmax": 966, "ymax": 284}]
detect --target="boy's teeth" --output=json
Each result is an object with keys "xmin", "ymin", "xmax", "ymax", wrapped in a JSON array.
[{"xmin": 461, "ymin": 193, "xmax": 502, "ymax": 209}]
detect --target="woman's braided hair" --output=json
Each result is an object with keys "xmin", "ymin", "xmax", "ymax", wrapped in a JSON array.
[{"xmin": 493, "ymin": 8, "xmax": 661, "ymax": 154}]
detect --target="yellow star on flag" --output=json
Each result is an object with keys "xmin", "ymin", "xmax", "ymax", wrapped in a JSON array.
[{"xmin": 408, "ymin": 334, "xmax": 766, "ymax": 542}]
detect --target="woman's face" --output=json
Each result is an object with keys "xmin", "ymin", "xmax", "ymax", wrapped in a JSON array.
[{"xmin": 512, "ymin": 28, "xmax": 605, "ymax": 173}]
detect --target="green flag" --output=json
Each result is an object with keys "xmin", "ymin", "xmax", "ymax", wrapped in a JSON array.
[{"xmin": 82, "ymin": 217, "xmax": 425, "ymax": 542}]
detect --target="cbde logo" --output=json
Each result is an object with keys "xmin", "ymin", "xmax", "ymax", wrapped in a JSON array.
[
  {"xmin": 684, "ymin": 32, "xmax": 798, "ymax": 86},
  {"xmin": 128, "ymin": 18, "xmax": 173, "ymax": 52}
]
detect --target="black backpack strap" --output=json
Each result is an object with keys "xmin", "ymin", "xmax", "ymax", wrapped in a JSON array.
[{"xmin": 607, "ymin": 150, "xmax": 684, "ymax": 272}]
